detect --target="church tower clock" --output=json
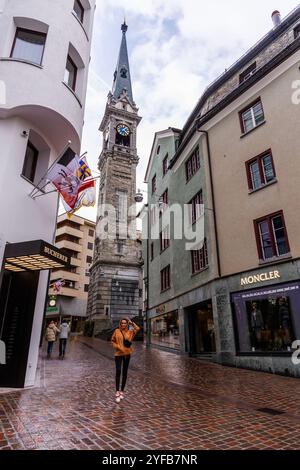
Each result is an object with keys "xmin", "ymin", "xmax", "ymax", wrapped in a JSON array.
[{"xmin": 87, "ymin": 22, "xmax": 142, "ymax": 333}]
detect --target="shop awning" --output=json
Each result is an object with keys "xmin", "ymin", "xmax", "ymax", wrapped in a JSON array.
[{"xmin": 4, "ymin": 240, "xmax": 70, "ymax": 272}]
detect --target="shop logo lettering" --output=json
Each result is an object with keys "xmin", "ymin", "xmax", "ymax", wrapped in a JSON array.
[
  {"xmin": 291, "ymin": 340, "xmax": 300, "ymax": 365},
  {"xmin": 0, "ymin": 340, "xmax": 6, "ymax": 365},
  {"xmin": 241, "ymin": 271, "xmax": 280, "ymax": 286}
]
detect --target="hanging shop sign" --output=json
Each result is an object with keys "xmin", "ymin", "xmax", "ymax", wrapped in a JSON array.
[{"xmin": 4, "ymin": 240, "xmax": 70, "ymax": 272}]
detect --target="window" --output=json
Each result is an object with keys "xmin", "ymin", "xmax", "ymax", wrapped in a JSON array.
[
  {"xmin": 189, "ymin": 190, "xmax": 203, "ymax": 224},
  {"xmin": 57, "ymin": 220, "xmax": 81, "ymax": 230},
  {"xmin": 163, "ymin": 154, "xmax": 168, "ymax": 176},
  {"xmin": 11, "ymin": 28, "xmax": 46, "ymax": 65},
  {"xmin": 294, "ymin": 24, "xmax": 300, "ymax": 39},
  {"xmin": 88, "ymin": 229, "xmax": 94, "ymax": 237},
  {"xmin": 160, "ymin": 189, "xmax": 168, "ymax": 214},
  {"xmin": 150, "ymin": 243, "xmax": 154, "ymax": 261},
  {"xmin": 191, "ymin": 239, "xmax": 208, "ymax": 274},
  {"xmin": 152, "ymin": 175, "xmax": 156, "ymax": 194},
  {"xmin": 246, "ymin": 150, "xmax": 276, "ymax": 190},
  {"xmin": 151, "ymin": 310, "xmax": 180, "ymax": 350},
  {"xmin": 232, "ymin": 283, "xmax": 299, "ymax": 353},
  {"xmin": 116, "ymin": 190, "xmax": 127, "ymax": 222},
  {"xmin": 161, "ymin": 265, "xmax": 170, "ymax": 292},
  {"xmin": 156, "ymin": 145, "xmax": 160, "ymax": 155},
  {"xmin": 254, "ymin": 212, "xmax": 290, "ymax": 261},
  {"xmin": 116, "ymin": 241, "xmax": 123, "ymax": 254},
  {"xmin": 150, "ymin": 206, "xmax": 158, "ymax": 226},
  {"xmin": 22, "ymin": 141, "xmax": 38, "ymax": 183},
  {"xmin": 87, "ymin": 242, "xmax": 93, "ymax": 250},
  {"xmin": 240, "ymin": 99, "xmax": 264, "ymax": 134},
  {"xmin": 239, "ymin": 62, "xmax": 257, "ymax": 84},
  {"xmin": 160, "ymin": 226, "xmax": 170, "ymax": 252},
  {"xmin": 85, "ymin": 269, "xmax": 90, "ymax": 277},
  {"xmin": 84, "ymin": 284, "xmax": 89, "ymax": 292},
  {"xmin": 86, "ymin": 256, "xmax": 92, "ymax": 264},
  {"xmin": 186, "ymin": 147, "xmax": 200, "ymax": 182},
  {"xmin": 73, "ymin": 0, "xmax": 84, "ymax": 23},
  {"xmin": 64, "ymin": 55, "xmax": 77, "ymax": 91}
]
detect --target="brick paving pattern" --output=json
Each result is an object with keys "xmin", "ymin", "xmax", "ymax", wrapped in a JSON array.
[{"xmin": 0, "ymin": 337, "xmax": 300, "ymax": 450}]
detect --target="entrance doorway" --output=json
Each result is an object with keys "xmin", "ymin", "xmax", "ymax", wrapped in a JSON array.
[
  {"xmin": 187, "ymin": 300, "xmax": 216, "ymax": 355},
  {"xmin": 0, "ymin": 270, "xmax": 39, "ymax": 387}
]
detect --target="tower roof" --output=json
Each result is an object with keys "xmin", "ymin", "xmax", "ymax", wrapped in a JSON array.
[{"xmin": 112, "ymin": 21, "xmax": 134, "ymax": 104}]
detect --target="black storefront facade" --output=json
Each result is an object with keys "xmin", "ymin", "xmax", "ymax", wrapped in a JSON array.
[
  {"xmin": 214, "ymin": 259, "xmax": 300, "ymax": 377},
  {"xmin": 0, "ymin": 240, "xmax": 70, "ymax": 388}
]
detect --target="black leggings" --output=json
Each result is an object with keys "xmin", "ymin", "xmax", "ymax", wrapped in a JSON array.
[{"xmin": 115, "ymin": 355, "xmax": 131, "ymax": 391}]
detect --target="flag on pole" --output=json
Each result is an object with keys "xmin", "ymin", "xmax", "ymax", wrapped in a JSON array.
[
  {"xmin": 78, "ymin": 156, "xmax": 92, "ymax": 180},
  {"xmin": 50, "ymin": 279, "xmax": 66, "ymax": 293},
  {"xmin": 46, "ymin": 147, "xmax": 82, "ymax": 209},
  {"xmin": 62, "ymin": 156, "xmax": 96, "ymax": 215}
]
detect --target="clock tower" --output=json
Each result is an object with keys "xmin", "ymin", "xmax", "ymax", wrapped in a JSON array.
[{"xmin": 87, "ymin": 21, "xmax": 142, "ymax": 333}]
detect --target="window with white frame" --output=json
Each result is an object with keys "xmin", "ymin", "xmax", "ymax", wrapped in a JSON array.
[
  {"xmin": 255, "ymin": 212, "xmax": 290, "ymax": 260},
  {"xmin": 246, "ymin": 150, "xmax": 276, "ymax": 191},
  {"xmin": 240, "ymin": 99, "xmax": 264, "ymax": 134}
]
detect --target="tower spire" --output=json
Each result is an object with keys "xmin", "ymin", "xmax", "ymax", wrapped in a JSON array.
[{"xmin": 112, "ymin": 20, "xmax": 133, "ymax": 104}]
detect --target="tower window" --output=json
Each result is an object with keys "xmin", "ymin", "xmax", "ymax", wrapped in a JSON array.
[
  {"xmin": 120, "ymin": 66, "xmax": 128, "ymax": 78},
  {"xmin": 11, "ymin": 28, "xmax": 46, "ymax": 66}
]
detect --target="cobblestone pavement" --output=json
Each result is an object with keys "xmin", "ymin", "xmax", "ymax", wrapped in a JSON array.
[{"xmin": 1, "ymin": 337, "xmax": 300, "ymax": 450}]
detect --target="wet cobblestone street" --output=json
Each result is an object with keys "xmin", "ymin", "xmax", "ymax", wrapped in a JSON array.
[{"xmin": 1, "ymin": 337, "xmax": 300, "ymax": 450}]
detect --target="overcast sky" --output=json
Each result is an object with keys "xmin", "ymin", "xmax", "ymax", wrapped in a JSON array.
[{"xmin": 77, "ymin": 0, "xmax": 299, "ymax": 221}]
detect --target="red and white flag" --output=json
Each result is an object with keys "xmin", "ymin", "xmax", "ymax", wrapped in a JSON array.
[
  {"xmin": 47, "ymin": 148, "xmax": 82, "ymax": 209},
  {"xmin": 62, "ymin": 156, "xmax": 96, "ymax": 215}
]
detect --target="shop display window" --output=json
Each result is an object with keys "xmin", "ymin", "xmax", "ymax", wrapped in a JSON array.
[{"xmin": 232, "ymin": 282, "xmax": 300, "ymax": 353}]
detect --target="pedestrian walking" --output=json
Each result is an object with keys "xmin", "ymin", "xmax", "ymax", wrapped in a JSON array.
[
  {"xmin": 111, "ymin": 317, "xmax": 140, "ymax": 403},
  {"xmin": 45, "ymin": 321, "xmax": 60, "ymax": 359},
  {"xmin": 59, "ymin": 319, "xmax": 70, "ymax": 359}
]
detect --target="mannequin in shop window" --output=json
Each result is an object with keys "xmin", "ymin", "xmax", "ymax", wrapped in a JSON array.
[
  {"xmin": 278, "ymin": 297, "xmax": 291, "ymax": 348},
  {"xmin": 250, "ymin": 302, "xmax": 264, "ymax": 350}
]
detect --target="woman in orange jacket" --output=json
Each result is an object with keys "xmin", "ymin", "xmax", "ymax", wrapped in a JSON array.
[{"xmin": 111, "ymin": 317, "xmax": 140, "ymax": 403}]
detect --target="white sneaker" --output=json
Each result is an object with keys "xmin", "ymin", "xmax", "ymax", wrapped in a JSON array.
[
  {"xmin": 115, "ymin": 392, "xmax": 121, "ymax": 403},
  {"xmin": 120, "ymin": 391, "xmax": 124, "ymax": 400}
]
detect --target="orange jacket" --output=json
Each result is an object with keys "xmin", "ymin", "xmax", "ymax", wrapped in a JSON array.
[{"xmin": 111, "ymin": 321, "xmax": 140, "ymax": 356}]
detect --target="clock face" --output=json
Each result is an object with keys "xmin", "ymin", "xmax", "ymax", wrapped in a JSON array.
[{"xmin": 116, "ymin": 123, "xmax": 130, "ymax": 137}]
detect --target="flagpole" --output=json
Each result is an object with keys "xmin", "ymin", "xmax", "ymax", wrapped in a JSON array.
[{"xmin": 29, "ymin": 140, "xmax": 72, "ymax": 198}]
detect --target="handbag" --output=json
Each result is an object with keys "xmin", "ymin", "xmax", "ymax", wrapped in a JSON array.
[{"xmin": 120, "ymin": 329, "xmax": 132, "ymax": 348}]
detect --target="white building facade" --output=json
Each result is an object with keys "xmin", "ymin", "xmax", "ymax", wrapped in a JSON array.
[{"xmin": 0, "ymin": 0, "xmax": 96, "ymax": 387}]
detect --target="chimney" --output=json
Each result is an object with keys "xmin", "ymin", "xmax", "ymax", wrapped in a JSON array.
[{"xmin": 271, "ymin": 10, "xmax": 281, "ymax": 27}]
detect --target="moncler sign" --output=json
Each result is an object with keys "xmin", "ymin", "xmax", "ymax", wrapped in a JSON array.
[{"xmin": 241, "ymin": 270, "xmax": 281, "ymax": 286}]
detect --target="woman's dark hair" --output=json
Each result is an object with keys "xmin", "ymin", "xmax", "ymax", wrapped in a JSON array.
[{"xmin": 120, "ymin": 318, "xmax": 128, "ymax": 323}]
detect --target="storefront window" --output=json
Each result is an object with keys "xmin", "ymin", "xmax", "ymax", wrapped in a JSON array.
[
  {"xmin": 232, "ymin": 282, "xmax": 300, "ymax": 353},
  {"xmin": 150, "ymin": 310, "xmax": 180, "ymax": 350}
]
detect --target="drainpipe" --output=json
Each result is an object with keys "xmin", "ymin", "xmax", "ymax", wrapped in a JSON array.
[{"xmin": 197, "ymin": 128, "xmax": 221, "ymax": 278}]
